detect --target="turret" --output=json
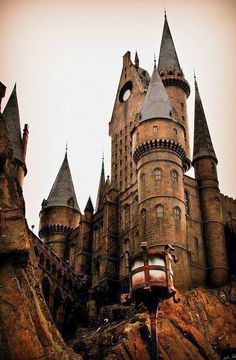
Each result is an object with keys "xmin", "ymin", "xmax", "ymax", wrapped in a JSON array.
[
  {"xmin": 2, "ymin": 84, "xmax": 28, "ymax": 187},
  {"xmin": 158, "ymin": 14, "xmax": 191, "ymax": 170},
  {"xmin": 132, "ymin": 65, "xmax": 192, "ymax": 288},
  {"xmin": 95, "ymin": 156, "xmax": 105, "ymax": 212},
  {"xmin": 192, "ymin": 76, "xmax": 228, "ymax": 286},
  {"xmin": 39, "ymin": 152, "xmax": 81, "ymax": 259}
]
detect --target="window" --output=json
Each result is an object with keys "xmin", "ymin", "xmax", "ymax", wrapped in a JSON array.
[
  {"xmin": 154, "ymin": 168, "xmax": 162, "ymax": 181},
  {"xmin": 141, "ymin": 209, "xmax": 146, "ymax": 221},
  {"xmin": 124, "ymin": 205, "xmax": 130, "ymax": 230},
  {"xmin": 153, "ymin": 126, "xmax": 158, "ymax": 133},
  {"xmin": 172, "ymin": 170, "xmax": 178, "ymax": 183},
  {"xmin": 215, "ymin": 196, "xmax": 220, "ymax": 207},
  {"xmin": 182, "ymin": 116, "xmax": 185, "ymax": 121},
  {"xmin": 174, "ymin": 207, "xmax": 181, "ymax": 220},
  {"xmin": 173, "ymin": 128, "xmax": 177, "ymax": 135},
  {"xmin": 156, "ymin": 204, "xmax": 164, "ymax": 218},
  {"xmin": 185, "ymin": 191, "xmax": 190, "ymax": 216},
  {"xmin": 140, "ymin": 174, "xmax": 145, "ymax": 185}
]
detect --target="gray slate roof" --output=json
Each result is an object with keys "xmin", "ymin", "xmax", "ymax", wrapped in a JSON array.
[
  {"xmin": 3, "ymin": 84, "xmax": 24, "ymax": 164},
  {"xmin": 43, "ymin": 154, "xmax": 80, "ymax": 212},
  {"xmin": 158, "ymin": 15, "xmax": 181, "ymax": 70},
  {"xmin": 193, "ymin": 79, "xmax": 217, "ymax": 163},
  {"xmin": 140, "ymin": 67, "xmax": 172, "ymax": 122}
]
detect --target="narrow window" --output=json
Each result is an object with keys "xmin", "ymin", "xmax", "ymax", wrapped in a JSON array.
[
  {"xmin": 173, "ymin": 128, "xmax": 177, "ymax": 135},
  {"xmin": 153, "ymin": 126, "xmax": 158, "ymax": 133},
  {"xmin": 156, "ymin": 204, "xmax": 164, "ymax": 218},
  {"xmin": 185, "ymin": 191, "xmax": 190, "ymax": 216},
  {"xmin": 140, "ymin": 174, "xmax": 145, "ymax": 185},
  {"xmin": 174, "ymin": 207, "xmax": 181, "ymax": 220},
  {"xmin": 154, "ymin": 168, "xmax": 162, "ymax": 181},
  {"xmin": 215, "ymin": 196, "xmax": 220, "ymax": 207},
  {"xmin": 182, "ymin": 116, "xmax": 185, "ymax": 121},
  {"xmin": 124, "ymin": 205, "xmax": 130, "ymax": 230},
  {"xmin": 141, "ymin": 208, "xmax": 146, "ymax": 221},
  {"xmin": 172, "ymin": 170, "xmax": 178, "ymax": 183}
]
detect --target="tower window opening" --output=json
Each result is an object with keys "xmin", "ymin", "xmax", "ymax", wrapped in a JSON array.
[
  {"xmin": 154, "ymin": 168, "xmax": 162, "ymax": 181},
  {"xmin": 182, "ymin": 116, "xmax": 185, "ymax": 121},
  {"xmin": 181, "ymin": 102, "xmax": 184, "ymax": 109},
  {"xmin": 185, "ymin": 191, "xmax": 190, "ymax": 216},
  {"xmin": 174, "ymin": 207, "xmax": 181, "ymax": 220},
  {"xmin": 124, "ymin": 205, "xmax": 130, "ymax": 230},
  {"xmin": 140, "ymin": 173, "xmax": 145, "ymax": 185},
  {"xmin": 156, "ymin": 204, "xmax": 164, "ymax": 218},
  {"xmin": 173, "ymin": 128, "xmax": 177, "ymax": 135},
  {"xmin": 171, "ymin": 170, "xmax": 178, "ymax": 183},
  {"xmin": 214, "ymin": 196, "xmax": 220, "ymax": 207},
  {"xmin": 141, "ymin": 208, "xmax": 146, "ymax": 221},
  {"xmin": 168, "ymin": 70, "xmax": 174, "ymax": 75},
  {"xmin": 153, "ymin": 126, "xmax": 158, "ymax": 133}
]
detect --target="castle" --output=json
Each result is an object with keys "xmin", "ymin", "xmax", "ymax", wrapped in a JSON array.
[{"xmin": 1, "ymin": 14, "xmax": 235, "ymax": 336}]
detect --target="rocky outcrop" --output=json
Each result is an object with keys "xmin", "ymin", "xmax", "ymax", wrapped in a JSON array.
[
  {"xmin": 71, "ymin": 284, "xmax": 236, "ymax": 360},
  {"xmin": 0, "ymin": 113, "xmax": 81, "ymax": 360}
]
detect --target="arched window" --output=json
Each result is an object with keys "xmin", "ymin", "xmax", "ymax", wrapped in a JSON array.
[
  {"xmin": 133, "ymin": 196, "xmax": 138, "ymax": 225},
  {"xmin": 174, "ymin": 207, "xmax": 181, "ymax": 220},
  {"xmin": 141, "ymin": 208, "xmax": 146, "ymax": 221},
  {"xmin": 140, "ymin": 173, "xmax": 145, "ymax": 185},
  {"xmin": 215, "ymin": 196, "xmax": 220, "ymax": 207},
  {"xmin": 52, "ymin": 264, "xmax": 57, "ymax": 276},
  {"xmin": 171, "ymin": 170, "xmax": 178, "ymax": 183},
  {"xmin": 42, "ymin": 277, "xmax": 51, "ymax": 307},
  {"xmin": 39, "ymin": 253, "xmax": 45, "ymax": 266},
  {"xmin": 124, "ymin": 205, "xmax": 130, "ymax": 230},
  {"xmin": 156, "ymin": 204, "xmax": 164, "ymax": 218},
  {"xmin": 185, "ymin": 191, "xmax": 190, "ymax": 216},
  {"xmin": 154, "ymin": 168, "xmax": 162, "ymax": 181},
  {"xmin": 46, "ymin": 258, "xmax": 51, "ymax": 271}
]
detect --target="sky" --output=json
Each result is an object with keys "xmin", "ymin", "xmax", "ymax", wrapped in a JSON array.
[{"xmin": 0, "ymin": 0, "xmax": 236, "ymax": 231}]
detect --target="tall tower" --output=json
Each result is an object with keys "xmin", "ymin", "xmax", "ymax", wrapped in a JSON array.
[
  {"xmin": 39, "ymin": 152, "xmax": 81, "ymax": 259},
  {"xmin": 109, "ymin": 51, "xmax": 150, "ymax": 192},
  {"xmin": 192, "ymin": 77, "xmax": 228, "ymax": 286},
  {"xmin": 158, "ymin": 14, "xmax": 191, "ymax": 171},
  {"xmin": 132, "ymin": 65, "xmax": 192, "ymax": 288},
  {"xmin": 2, "ymin": 85, "xmax": 28, "ymax": 187}
]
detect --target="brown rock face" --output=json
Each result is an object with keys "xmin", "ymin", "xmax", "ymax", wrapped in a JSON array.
[
  {"xmin": 0, "ymin": 114, "xmax": 81, "ymax": 360},
  {"xmin": 71, "ymin": 285, "xmax": 236, "ymax": 360}
]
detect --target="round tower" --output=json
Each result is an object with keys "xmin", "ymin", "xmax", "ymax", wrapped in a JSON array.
[
  {"xmin": 158, "ymin": 14, "xmax": 191, "ymax": 171},
  {"xmin": 192, "ymin": 78, "xmax": 228, "ymax": 286},
  {"xmin": 132, "ymin": 66, "xmax": 192, "ymax": 289},
  {"xmin": 39, "ymin": 153, "xmax": 81, "ymax": 259}
]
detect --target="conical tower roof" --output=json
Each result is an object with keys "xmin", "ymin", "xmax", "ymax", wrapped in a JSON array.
[
  {"xmin": 3, "ymin": 84, "xmax": 24, "ymax": 164},
  {"xmin": 140, "ymin": 66, "xmax": 172, "ymax": 122},
  {"xmin": 193, "ymin": 77, "xmax": 217, "ymax": 164},
  {"xmin": 43, "ymin": 153, "xmax": 80, "ymax": 212},
  {"xmin": 95, "ymin": 156, "xmax": 105, "ymax": 212},
  {"xmin": 158, "ymin": 14, "xmax": 181, "ymax": 70}
]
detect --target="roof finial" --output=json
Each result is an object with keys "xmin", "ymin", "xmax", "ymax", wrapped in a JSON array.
[
  {"xmin": 164, "ymin": 7, "xmax": 167, "ymax": 20},
  {"xmin": 194, "ymin": 71, "xmax": 198, "ymax": 91},
  {"xmin": 65, "ymin": 141, "xmax": 68, "ymax": 157},
  {"xmin": 135, "ymin": 51, "xmax": 139, "ymax": 68},
  {"xmin": 154, "ymin": 52, "xmax": 157, "ymax": 69}
]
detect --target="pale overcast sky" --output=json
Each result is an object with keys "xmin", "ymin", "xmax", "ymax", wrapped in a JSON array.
[{"xmin": 0, "ymin": 0, "xmax": 236, "ymax": 230}]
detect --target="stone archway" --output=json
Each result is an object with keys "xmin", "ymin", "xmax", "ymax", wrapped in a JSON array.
[
  {"xmin": 42, "ymin": 276, "xmax": 51, "ymax": 308},
  {"xmin": 53, "ymin": 287, "xmax": 64, "ymax": 331}
]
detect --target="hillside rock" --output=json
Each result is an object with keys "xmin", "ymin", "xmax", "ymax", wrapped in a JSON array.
[{"xmin": 71, "ymin": 284, "xmax": 236, "ymax": 360}]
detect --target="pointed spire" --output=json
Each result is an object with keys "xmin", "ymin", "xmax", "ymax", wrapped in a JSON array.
[
  {"xmin": 0, "ymin": 82, "xmax": 6, "ymax": 112},
  {"xmin": 43, "ymin": 153, "xmax": 80, "ymax": 212},
  {"xmin": 135, "ymin": 51, "xmax": 139, "ymax": 68},
  {"xmin": 84, "ymin": 196, "xmax": 94, "ymax": 213},
  {"xmin": 140, "ymin": 67, "xmax": 172, "ymax": 122},
  {"xmin": 193, "ymin": 76, "xmax": 217, "ymax": 164},
  {"xmin": 95, "ymin": 156, "xmax": 106, "ymax": 212},
  {"xmin": 158, "ymin": 14, "xmax": 181, "ymax": 70},
  {"xmin": 3, "ymin": 84, "xmax": 24, "ymax": 164}
]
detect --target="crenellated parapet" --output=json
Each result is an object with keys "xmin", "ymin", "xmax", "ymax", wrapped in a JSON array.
[
  {"xmin": 159, "ymin": 69, "xmax": 190, "ymax": 98},
  {"xmin": 133, "ymin": 138, "xmax": 185, "ymax": 165},
  {"xmin": 39, "ymin": 224, "xmax": 74, "ymax": 238}
]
